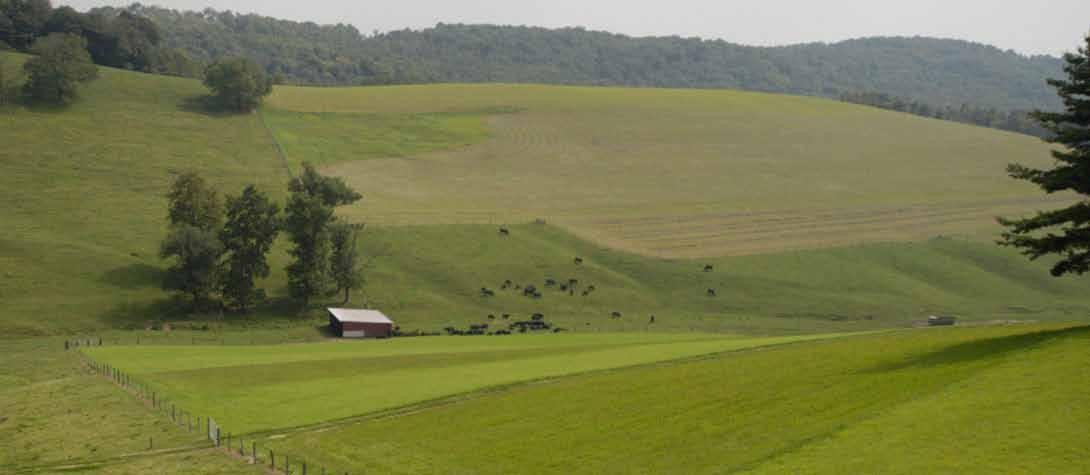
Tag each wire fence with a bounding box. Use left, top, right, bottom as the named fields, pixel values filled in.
left=69, top=338, right=352, bottom=475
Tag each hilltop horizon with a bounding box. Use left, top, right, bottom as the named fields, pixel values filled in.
left=56, top=0, right=1090, bottom=57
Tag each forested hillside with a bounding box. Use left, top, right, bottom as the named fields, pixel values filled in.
left=105, top=4, right=1064, bottom=111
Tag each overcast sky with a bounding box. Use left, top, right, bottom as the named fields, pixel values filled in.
left=58, top=0, right=1090, bottom=56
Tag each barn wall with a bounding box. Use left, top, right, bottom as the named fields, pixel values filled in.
left=340, top=321, right=393, bottom=338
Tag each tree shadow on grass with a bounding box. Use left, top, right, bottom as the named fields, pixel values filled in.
left=178, top=95, right=236, bottom=118
left=99, top=263, right=163, bottom=290
left=865, top=325, right=1090, bottom=373
left=95, top=293, right=329, bottom=334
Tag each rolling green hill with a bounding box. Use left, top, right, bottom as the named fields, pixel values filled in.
left=1, top=52, right=1087, bottom=339
left=267, top=83, right=1068, bottom=257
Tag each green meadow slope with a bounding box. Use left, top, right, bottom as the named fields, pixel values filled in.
left=1, top=52, right=1088, bottom=338
left=267, top=83, right=1070, bottom=257
left=0, top=338, right=264, bottom=474
left=255, top=325, right=1090, bottom=474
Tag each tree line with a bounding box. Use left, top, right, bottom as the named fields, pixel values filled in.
left=108, top=4, right=1063, bottom=113
left=0, top=0, right=201, bottom=77
left=839, top=91, right=1047, bottom=138
left=2, top=29, right=270, bottom=109
left=160, top=164, right=363, bottom=313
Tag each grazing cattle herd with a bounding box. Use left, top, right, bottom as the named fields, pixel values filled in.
left=461, top=228, right=721, bottom=336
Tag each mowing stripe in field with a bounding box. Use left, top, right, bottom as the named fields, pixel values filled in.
left=256, top=324, right=1090, bottom=474
left=85, top=333, right=847, bottom=433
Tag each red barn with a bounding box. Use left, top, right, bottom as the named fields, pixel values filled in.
left=328, top=308, right=394, bottom=338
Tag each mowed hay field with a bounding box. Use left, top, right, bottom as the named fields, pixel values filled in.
left=267, top=84, right=1070, bottom=257
left=257, top=324, right=1090, bottom=474
left=83, top=332, right=841, bottom=434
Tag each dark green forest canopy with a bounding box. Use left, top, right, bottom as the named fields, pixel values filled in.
left=110, top=4, right=1064, bottom=112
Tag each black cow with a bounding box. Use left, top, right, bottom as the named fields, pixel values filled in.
left=707, top=288, right=717, bottom=297
left=574, top=257, right=584, bottom=265
left=611, top=311, right=622, bottom=319
left=704, top=264, right=714, bottom=272
left=499, top=227, right=510, bottom=236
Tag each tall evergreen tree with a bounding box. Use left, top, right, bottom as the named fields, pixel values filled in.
left=284, top=163, right=362, bottom=307
left=220, top=185, right=280, bottom=312
left=329, top=222, right=363, bottom=304
left=999, top=34, right=1090, bottom=276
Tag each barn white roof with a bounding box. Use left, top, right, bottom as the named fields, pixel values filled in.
left=328, top=308, right=394, bottom=324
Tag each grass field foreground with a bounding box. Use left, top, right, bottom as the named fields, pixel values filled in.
left=84, top=332, right=845, bottom=434
left=0, top=338, right=261, bottom=474
left=259, top=324, right=1090, bottom=474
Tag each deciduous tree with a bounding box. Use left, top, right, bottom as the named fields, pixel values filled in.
left=284, top=163, right=361, bottom=307
left=160, top=224, right=223, bottom=307
left=202, top=57, right=272, bottom=112
left=22, top=32, right=96, bottom=105
left=999, top=34, right=1090, bottom=276
left=162, top=172, right=224, bottom=307
left=0, top=0, right=51, bottom=50
left=329, top=222, right=363, bottom=304
left=166, top=171, right=222, bottom=231
left=220, top=185, right=280, bottom=312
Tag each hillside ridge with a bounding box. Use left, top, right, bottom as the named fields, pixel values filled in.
left=93, top=4, right=1064, bottom=112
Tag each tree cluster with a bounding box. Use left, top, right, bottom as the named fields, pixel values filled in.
left=0, top=1, right=200, bottom=78
left=839, top=91, right=1047, bottom=138
left=160, top=165, right=364, bottom=313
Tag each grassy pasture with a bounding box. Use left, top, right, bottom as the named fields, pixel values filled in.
left=267, top=83, right=1070, bottom=257
left=84, top=332, right=841, bottom=434
left=0, top=338, right=261, bottom=474
left=259, top=324, right=1090, bottom=474
left=2, top=52, right=1088, bottom=338
left=261, top=107, right=494, bottom=171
